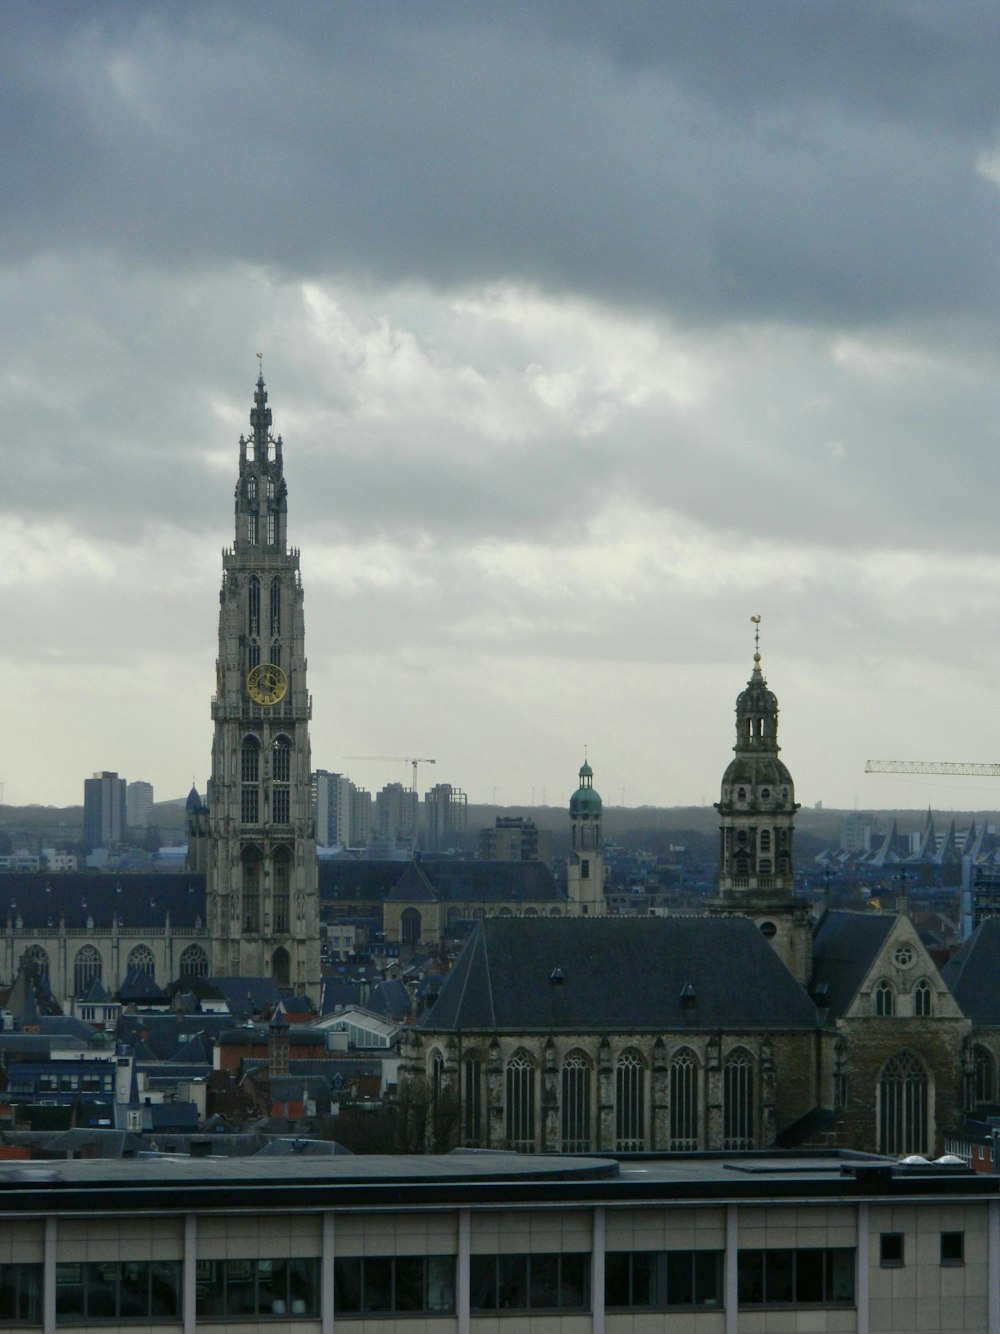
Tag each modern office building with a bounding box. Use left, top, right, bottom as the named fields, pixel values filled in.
left=0, top=1149, right=996, bottom=1332
left=126, top=781, right=154, bottom=831
left=83, top=772, right=127, bottom=851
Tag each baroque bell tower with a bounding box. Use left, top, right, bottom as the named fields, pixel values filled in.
left=710, top=621, right=810, bottom=983
left=203, top=368, right=320, bottom=998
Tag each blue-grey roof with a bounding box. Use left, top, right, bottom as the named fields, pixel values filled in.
left=810, top=910, right=897, bottom=1017
left=420, top=916, right=818, bottom=1033
left=942, top=917, right=1000, bottom=1025
left=0, top=872, right=205, bottom=930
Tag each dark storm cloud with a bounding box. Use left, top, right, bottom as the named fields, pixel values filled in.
left=3, top=1, right=998, bottom=325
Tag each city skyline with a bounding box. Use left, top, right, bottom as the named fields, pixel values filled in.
left=5, top=4, right=1000, bottom=812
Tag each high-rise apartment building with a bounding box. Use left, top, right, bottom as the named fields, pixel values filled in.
left=83, top=772, right=127, bottom=851
left=195, top=372, right=320, bottom=997
left=480, top=815, right=553, bottom=865
left=423, top=783, right=468, bottom=850
left=374, top=782, right=418, bottom=843
left=126, top=780, right=154, bottom=830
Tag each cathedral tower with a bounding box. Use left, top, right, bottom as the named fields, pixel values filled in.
left=567, top=758, right=604, bottom=914
left=711, top=625, right=810, bottom=983
left=203, top=371, right=320, bottom=997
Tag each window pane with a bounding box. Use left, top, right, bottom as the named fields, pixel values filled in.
left=694, top=1251, right=721, bottom=1306
left=497, top=1255, right=527, bottom=1310
left=559, top=1254, right=588, bottom=1309
left=362, top=1258, right=392, bottom=1312
left=470, top=1256, right=496, bottom=1311
left=56, top=1264, right=85, bottom=1319
left=605, top=1254, right=630, bottom=1307
left=530, top=1255, right=559, bottom=1309
left=828, top=1250, right=855, bottom=1301
left=119, top=1262, right=147, bottom=1318
left=737, top=1250, right=763, bottom=1304
left=334, top=1258, right=361, bottom=1313
left=796, top=1249, right=824, bottom=1303
left=195, top=1260, right=224, bottom=1317
left=395, top=1258, right=424, bottom=1312
left=287, top=1259, right=318, bottom=1317
left=632, top=1252, right=657, bottom=1306
left=765, top=1250, right=794, bottom=1303
left=666, top=1251, right=694, bottom=1306
left=426, top=1257, right=455, bottom=1313
left=87, top=1263, right=118, bottom=1319
left=150, top=1262, right=180, bottom=1318
left=225, top=1259, right=256, bottom=1316
left=259, top=1259, right=288, bottom=1315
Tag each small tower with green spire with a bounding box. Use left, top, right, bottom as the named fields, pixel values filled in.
left=710, top=619, right=811, bottom=983
left=567, top=755, right=604, bottom=915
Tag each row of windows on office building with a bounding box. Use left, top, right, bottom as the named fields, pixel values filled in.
left=1, top=1248, right=867, bottom=1324
left=21, top=942, right=210, bottom=995
left=448, top=1045, right=942, bottom=1158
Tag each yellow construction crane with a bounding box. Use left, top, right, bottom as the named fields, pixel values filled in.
left=865, top=760, right=1000, bottom=777
left=344, top=756, right=437, bottom=794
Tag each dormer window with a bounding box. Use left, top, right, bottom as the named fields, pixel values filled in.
left=737, top=787, right=747, bottom=803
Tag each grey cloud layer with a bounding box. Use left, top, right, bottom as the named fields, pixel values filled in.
left=3, top=2, right=998, bottom=323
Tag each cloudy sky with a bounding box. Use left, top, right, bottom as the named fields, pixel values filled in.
left=5, top=1, right=1000, bottom=815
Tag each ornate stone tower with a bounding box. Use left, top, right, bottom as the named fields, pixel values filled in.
left=567, top=758, right=604, bottom=915
left=711, top=625, right=810, bottom=983
left=203, top=371, right=320, bottom=998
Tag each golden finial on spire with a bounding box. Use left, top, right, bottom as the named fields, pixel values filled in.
left=750, top=614, right=762, bottom=668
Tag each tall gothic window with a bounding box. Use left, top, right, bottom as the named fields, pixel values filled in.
left=127, top=944, right=155, bottom=978
left=973, top=1045, right=995, bottom=1107
left=874, top=980, right=895, bottom=1017
left=267, top=512, right=277, bottom=546
left=273, top=736, right=291, bottom=781
left=669, top=1048, right=699, bottom=1151
left=179, top=944, right=209, bottom=979
left=273, top=849, right=291, bottom=933
left=241, top=737, right=260, bottom=782
left=74, top=945, right=102, bottom=996
left=724, top=1049, right=754, bottom=1150
left=248, top=511, right=258, bottom=545
left=247, top=475, right=257, bottom=502
left=273, top=735, right=291, bottom=823
left=506, top=1051, right=535, bottom=1152
left=561, top=1051, right=592, bottom=1153
left=270, top=579, right=281, bottom=636
left=615, top=1050, right=645, bottom=1151
left=401, top=907, right=422, bottom=946
left=464, top=1055, right=483, bottom=1147
left=242, top=851, right=260, bottom=933
left=879, top=1051, right=929, bottom=1156
left=248, top=577, right=260, bottom=636
left=913, top=979, right=932, bottom=1017
left=25, top=943, right=49, bottom=981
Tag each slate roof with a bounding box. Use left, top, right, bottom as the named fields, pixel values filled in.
left=941, top=918, right=1000, bottom=1025
left=365, top=979, right=411, bottom=1021
left=809, top=910, right=897, bottom=1018
left=418, top=860, right=562, bottom=905
left=118, top=1015, right=234, bottom=1061
left=419, top=917, right=818, bottom=1033
left=318, top=862, right=404, bottom=904
left=0, top=873, right=206, bottom=930
left=206, top=977, right=283, bottom=1017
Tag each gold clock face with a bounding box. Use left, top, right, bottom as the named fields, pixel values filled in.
left=247, top=663, right=288, bottom=706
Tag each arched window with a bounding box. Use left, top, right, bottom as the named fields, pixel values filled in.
left=273, top=846, right=291, bottom=934
left=913, top=979, right=932, bottom=1017
left=270, top=578, right=281, bottom=636
left=241, top=736, right=260, bottom=824
left=272, top=946, right=290, bottom=987
left=463, top=1054, right=483, bottom=1147
left=248, top=511, right=258, bottom=545
left=248, top=576, right=260, bottom=635
left=724, top=1048, right=754, bottom=1149
left=759, top=830, right=771, bottom=853
left=879, top=1051, right=929, bottom=1156
left=272, top=735, right=291, bottom=823
left=267, top=512, right=277, bottom=547
left=969, top=1045, right=995, bottom=1108
left=431, top=1051, right=445, bottom=1107
left=401, top=907, right=421, bottom=946
left=247, top=475, right=257, bottom=503
left=561, top=1050, right=592, bottom=1153
left=74, top=945, right=102, bottom=996
left=179, top=944, right=209, bottom=979
left=127, top=944, right=155, bottom=978
left=506, top=1051, right=535, bottom=1152
left=669, top=1048, right=699, bottom=1151
left=242, top=847, right=261, bottom=933
left=874, top=979, right=895, bottom=1017
left=616, top=1050, right=645, bottom=1151
left=25, top=943, right=49, bottom=981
